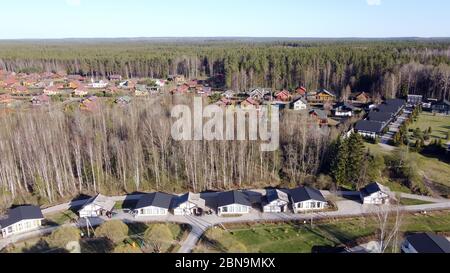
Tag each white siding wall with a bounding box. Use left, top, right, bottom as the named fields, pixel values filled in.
left=218, top=204, right=250, bottom=216
left=294, top=102, right=307, bottom=111
left=1, top=219, right=42, bottom=238
left=79, top=204, right=103, bottom=218
left=335, top=111, right=352, bottom=117
left=263, top=200, right=288, bottom=213
left=173, top=202, right=196, bottom=216
left=357, top=131, right=377, bottom=139
left=292, top=200, right=327, bottom=213
left=362, top=192, right=390, bottom=205
left=135, top=206, right=168, bottom=217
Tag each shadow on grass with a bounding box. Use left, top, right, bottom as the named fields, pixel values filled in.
left=80, top=237, right=115, bottom=253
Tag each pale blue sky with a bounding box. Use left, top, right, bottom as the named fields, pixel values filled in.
left=1, top=0, right=449, bottom=39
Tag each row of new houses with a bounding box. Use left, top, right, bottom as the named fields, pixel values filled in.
left=1, top=182, right=391, bottom=239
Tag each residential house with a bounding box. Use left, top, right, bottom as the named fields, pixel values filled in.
left=174, top=84, right=190, bottom=94
left=0, top=206, right=44, bottom=238
left=290, top=187, right=327, bottom=213
left=351, top=92, right=371, bottom=104
left=116, top=96, right=132, bottom=106
left=172, top=193, right=206, bottom=216
left=168, top=75, right=185, bottom=84
left=308, top=89, right=336, bottom=104
left=407, top=95, right=423, bottom=106
left=431, top=99, right=450, bottom=115
left=80, top=96, right=100, bottom=112
left=354, top=120, right=385, bottom=139
left=119, top=80, right=135, bottom=90
left=135, top=84, right=149, bottom=96
left=74, top=86, right=89, bottom=97
left=262, top=189, right=290, bottom=213
left=78, top=194, right=116, bottom=218
left=43, top=85, right=61, bottom=96
left=12, top=85, right=28, bottom=94
left=241, top=97, right=260, bottom=109
left=90, top=79, right=108, bottom=89
left=108, top=74, right=122, bottom=81
left=292, top=97, right=308, bottom=111
left=216, top=97, right=233, bottom=107
left=223, top=90, right=236, bottom=99
left=360, top=182, right=391, bottom=205
left=377, top=99, right=406, bottom=116
left=31, top=94, right=50, bottom=106
left=216, top=191, right=252, bottom=216
left=402, top=233, right=450, bottom=253
left=309, top=109, right=328, bottom=126
left=334, top=102, right=358, bottom=117
left=295, top=86, right=307, bottom=96
left=133, top=192, right=175, bottom=217
left=154, top=79, right=166, bottom=87
left=69, top=81, right=83, bottom=89
left=248, top=88, right=270, bottom=101
left=275, top=90, right=291, bottom=102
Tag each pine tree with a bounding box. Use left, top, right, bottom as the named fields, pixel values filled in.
left=330, top=137, right=348, bottom=187
left=346, top=133, right=365, bottom=188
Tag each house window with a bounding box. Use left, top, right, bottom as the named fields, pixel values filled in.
left=317, top=202, right=321, bottom=208
left=7, top=226, right=12, bottom=233
left=298, top=203, right=303, bottom=209
left=222, top=206, right=228, bottom=213
left=311, top=202, right=316, bottom=209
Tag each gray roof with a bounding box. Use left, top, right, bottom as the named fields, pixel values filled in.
left=216, top=191, right=252, bottom=208
left=310, top=109, right=328, bottom=120
left=335, top=102, right=358, bottom=111
left=367, top=111, right=393, bottom=123
left=406, top=233, right=450, bottom=253
left=289, top=187, right=326, bottom=203
left=355, top=120, right=385, bottom=134
left=265, top=189, right=290, bottom=204
left=0, top=206, right=44, bottom=229
left=360, top=182, right=390, bottom=197
left=134, top=192, right=176, bottom=210
left=80, top=194, right=116, bottom=213
left=173, top=192, right=206, bottom=210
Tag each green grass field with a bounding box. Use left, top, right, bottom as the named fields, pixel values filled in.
left=399, top=198, right=433, bottom=206
left=45, top=210, right=78, bottom=226
left=409, top=112, right=450, bottom=140
left=195, top=212, right=450, bottom=253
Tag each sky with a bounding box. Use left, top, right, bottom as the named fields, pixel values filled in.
left=1, top=0, right=449, bottom=39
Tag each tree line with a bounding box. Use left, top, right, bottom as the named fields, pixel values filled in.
left=0, top=40, right=450, bottom=100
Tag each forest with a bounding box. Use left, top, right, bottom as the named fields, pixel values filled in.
left=0, top=96, right=342, bottom=209
left=0, top=39, right=450, bottom=100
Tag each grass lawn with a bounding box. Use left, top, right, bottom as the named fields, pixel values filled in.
left=408, top=112, right=450, bottom=140
left=399, top=198, right=433, bottom=206
left=45, top=210, right=78, bottom=226
left=195, top=211, right=450, bottom=253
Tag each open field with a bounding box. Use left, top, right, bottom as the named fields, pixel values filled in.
left=194, top=211, right=450, bottom=253
left=408, top=112, right=450, bottom=140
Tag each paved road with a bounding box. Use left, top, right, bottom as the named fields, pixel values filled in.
left=2, top=191, right=450, bottom=253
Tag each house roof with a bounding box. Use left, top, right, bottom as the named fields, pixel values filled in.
left=385, top=98, right=406, bottom=107
left=265, top=189, right=290, bottom=204
left=355, top=120, right=385, bottom=134
left=406, top=233, right=450, bottom=253
left=80, top=194, right=116, bottom=213
left=318, top=89, right=336, bottom=97
left=0, top=206, right=44, bottom=229
left=134, top=192, right=175, bottom=210
left=435, top=99, right=450, bottom=106
left=289, top=187, right=326, bottom=203
left=360, top=182, right=390, bottom=197
left=293, top=97, right=308, bottom=105
left=335, top=102, right=358, bottom=111
left=367, top=111, right=393, bottom=123
left=173, top=192, right=206, bottom=210
left=216, top=191, right=252, bottom=208
left=310, top=109, right=327, bottom=120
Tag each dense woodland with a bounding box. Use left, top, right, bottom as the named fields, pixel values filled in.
left=0, top=96, right=341, bottom=209
left=0, top=39, right=450, bottom=100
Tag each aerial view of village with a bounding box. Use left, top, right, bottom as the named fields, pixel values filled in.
left=0, top=1, right=450, bottom=262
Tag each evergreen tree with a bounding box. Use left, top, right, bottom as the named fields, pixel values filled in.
left=330, top=137, right=348, bottom=187
left=346, top=133, right=365, bottom=188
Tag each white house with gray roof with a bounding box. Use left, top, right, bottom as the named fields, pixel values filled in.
left=0, top=206, right=44, bottom=238
left=360, top=182, right=391, bottom=205
left=78, top=194, right=116, bottom=218
left=290, top=187, right=327, bottom=213
left=172, top=192, right=206, bottom=216
left=216, top=191, right=252, bottom=216
left=133, top=192, right=175, bottom=217
left=262, top=189, right=290, bottom=213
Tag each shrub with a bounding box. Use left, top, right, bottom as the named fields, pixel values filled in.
left=144, top=224, right=174, bottom=252
left=95, top=220, right=129, bottom=244
left=46, top=226, right=81, bottom=249
left=113, top=244, right=142, bottom=253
